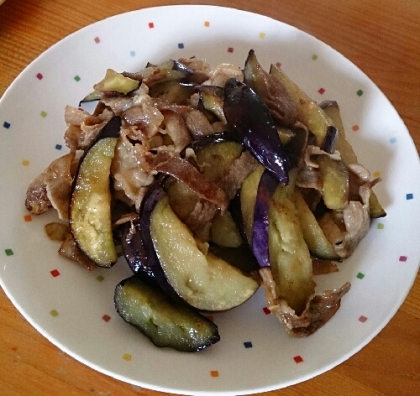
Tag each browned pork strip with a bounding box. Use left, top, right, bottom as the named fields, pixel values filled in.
left=143, top=151, right=229, bottom=211
left=260, top=267, right=351, bottom=337
left=25, top=151, right=77, bottom=220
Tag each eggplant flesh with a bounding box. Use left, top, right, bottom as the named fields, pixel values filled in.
left=320, top=100, right=386, bottom=219
left=267, top=169, right=314, bottom=315
left=123, top=59, right=193, bottom=87
left=114, top=275, right=220, bottom=352
left=269, top=64, right=336, bottom=148
left=243, top=49, right=298, bottom=128
left=93, top=69, right=140, bottom=95
left=316, top=155, right=350, bottom=211
left=240, top=164, right=265, bottom=244
left=69, top=116, right=122, bottom=267
left=149, top=194, right=259, bottom=311
left=294, top=189, right=340, bottom=260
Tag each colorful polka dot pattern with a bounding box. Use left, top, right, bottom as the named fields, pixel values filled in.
left=1, top=17, right=412, bottom=385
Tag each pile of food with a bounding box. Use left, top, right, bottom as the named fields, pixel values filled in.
left=25, top=50, right=385, bottom=352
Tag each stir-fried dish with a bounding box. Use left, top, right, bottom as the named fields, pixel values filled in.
left=25, top=50, right=386, bottom=352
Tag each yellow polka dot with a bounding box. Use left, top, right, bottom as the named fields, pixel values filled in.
left=22, top=159, right=30, bottom=166
left=259, top=32, right=266, bottom=39
left=123, top=353, right=132, bottom=361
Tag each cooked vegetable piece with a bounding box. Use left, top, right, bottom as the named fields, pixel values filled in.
left=150, top=194, right=259, bottom=311
left=93, top=69, right=140, bottom=94
left=69, top=116, right=121, bottom=267
left=210, top=210, right=243, bottom=248
left=165, top=177, right=200, bottom=221
left=143, top=152, right=229, bottom=211
left=208, top=243, right=259, bottom=273
left=149, top=81, right=195, bottom=105
left=252, top=170, right=279, bottom=268
left=270, top=64, right=337, bottom=148
left=114, top=276, right=220, bottom=352
left=294, top=189, right=340, bottom=260
left=243, top=49, right=297, bottom=127
left=79, top=90, right=102, bottom=106
left=368, top=192, right=387, bottom=219
left=123, top=59, right=193, bottom=87
left=321, top=125, right=339, bottom=154
left=132, top=183, right=171, bottom=287
left=320, top=100, right=358, bottom=164
left=59, top=233, right=97, bottom=271
left=260, top=267, right=351, bottom=337
left=240, top=164, right=265, bottom=244
left=321, top=100, right=386, bottom=218
left=224, top=78, right=289, bottom=183
left=195, top=138, right=244, bottom=183
left=45, top=222, right=69, bottom=242
left=316, top=155, right=350, bottom=210
left=197, top=85, right=226, bottom=122
left=120, top=219, right=154, bottom=276
left=267, top=169, right=314, bottom=314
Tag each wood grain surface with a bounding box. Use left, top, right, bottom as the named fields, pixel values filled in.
left=0, top=1, right=419, bottom=395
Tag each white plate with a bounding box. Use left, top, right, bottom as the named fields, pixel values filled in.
left=0, top=5, right=419, bottom=395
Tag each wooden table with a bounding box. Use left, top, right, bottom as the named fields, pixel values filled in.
left=1, top=1, right=419, bottom=395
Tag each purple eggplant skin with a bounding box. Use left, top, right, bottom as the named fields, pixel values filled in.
left=223, top=78, right=289, bottom=184
left=321, top=125, right=338, bottom=154
left=252, top=170, right=279, bottom=268
left=119, top=177, right=172, bottom=284
left=95, top=115, right=122, bottom=140
left=317, top=100, right=339, bottom=154
left=120, top=220, right=155, bottom=277
left=134, top=180, right=184, bottom=300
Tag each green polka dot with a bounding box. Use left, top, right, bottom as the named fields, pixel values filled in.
left=5, top=249, right=13, bottom=256
left=50, top=309, right=59, bottom=317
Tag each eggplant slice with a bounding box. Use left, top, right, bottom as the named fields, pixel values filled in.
left=69, top=116, right=121, bottom=267
left=115, top=275, right=220, bottom=352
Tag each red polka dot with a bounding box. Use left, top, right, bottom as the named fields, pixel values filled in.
left=293, top=355, right=303, bottom=363
left=359, top=315, right=368, bottom=323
